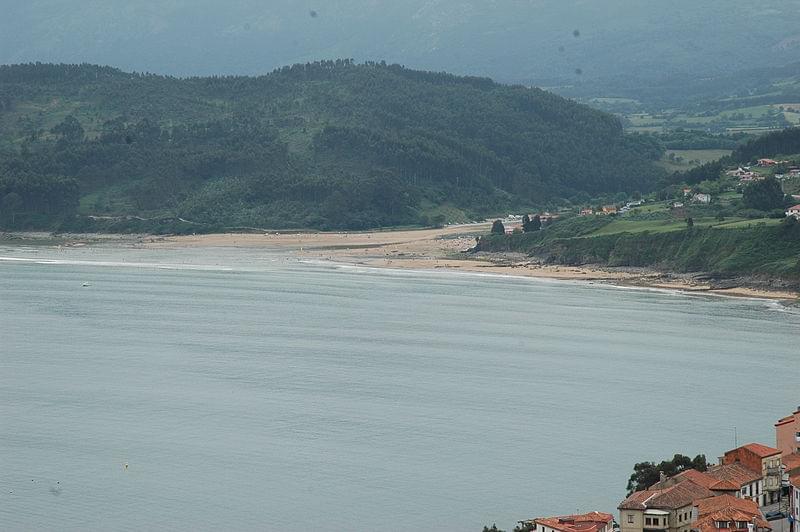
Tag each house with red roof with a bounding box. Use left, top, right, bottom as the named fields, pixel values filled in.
left=786, top=205, right=800, bottom=219
left=722, top=444, right=783, bottom=507
left=705, top=464, right=764, bottom=505
left=619, top=478, right=716, bottom=532
left=646, top=465, right=764, bottom=508
left=690, top=494, right=770, bottom=532
left=520, top=512, right=615, bottom=532
left=775, top=406, right=800, bottom=457
left=789, top=473, right=800, bottom=532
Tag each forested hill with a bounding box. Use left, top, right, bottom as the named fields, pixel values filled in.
left=0, top=62, right=664, bottom=231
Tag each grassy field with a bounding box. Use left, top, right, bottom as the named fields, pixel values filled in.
left=583, top=215, right=781, bottom=237
left=477, top=209, right=800, bottom=280
left=657, top=149, right=732, bottom=172
left=622, top=102, right=800, bottom=134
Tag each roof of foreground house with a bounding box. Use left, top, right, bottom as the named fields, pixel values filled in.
left=705, top=464, right=762, bottom=487
left=692, top=495, right=770, bottom=532
left=727, top=443, right=781, bottom=459
left=783, top=453, right=800, bottom=473
left=521, top=512, right=614, bottom=532
left=619, top=479, right=715, bottom=511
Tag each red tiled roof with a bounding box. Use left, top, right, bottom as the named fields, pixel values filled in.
left=692, top=495, right=770, bottom=532
left=527, top=512, right=614, bottom=532
left=678, top=469, right=717, bottom=489
left=619, top=490, right=652, bottom=510
left=783, top=453, right=800, bottom=473
left=705, top=464, right=762, bottom=487
left=733, top=443, right=781, bottom=458
left=648, top=469, right=716, bottom=491
left=788, top=204, right=800, bottom=211
left=709, top=479, right=739, bottom=491
left=619, top=479, right=715, bottom=511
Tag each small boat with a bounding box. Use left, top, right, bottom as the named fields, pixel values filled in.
left=82, top=282, right=91, bottom=287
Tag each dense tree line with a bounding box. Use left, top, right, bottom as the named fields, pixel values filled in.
left=668, top=127, right=800, bottom=186
left=732, top=126, right=800, bottom=162
left=0, top=62, right=666, bottom=231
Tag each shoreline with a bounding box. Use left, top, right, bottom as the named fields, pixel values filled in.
left=2, top=229, right=798, bottom=302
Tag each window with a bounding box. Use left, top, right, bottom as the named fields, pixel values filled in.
left=646, top=518, right=652, bottom=526
left=628, top=515, right=634, bottom=524
left=737, top=522, right=748, bottom=529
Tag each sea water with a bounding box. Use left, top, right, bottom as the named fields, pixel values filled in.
left=1, top=245, right=798, bottom=531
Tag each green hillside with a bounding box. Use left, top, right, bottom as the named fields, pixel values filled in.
left=0, top=62, right=665, bottom=232
left=477, top=219, right=800, bottom=282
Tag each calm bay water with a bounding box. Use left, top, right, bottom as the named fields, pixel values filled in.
left=1, top=245, right=799, bottom=531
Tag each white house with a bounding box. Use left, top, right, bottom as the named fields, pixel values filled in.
left=692, top=193, right=711, bottom=204
left=786, top=204, right=800, bottom=219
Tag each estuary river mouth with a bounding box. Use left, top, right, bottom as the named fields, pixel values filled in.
left=2, top=245, right=799, bottom=531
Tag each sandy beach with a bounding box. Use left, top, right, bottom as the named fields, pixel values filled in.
left=144, top=226, right=800, bottom=301
left=4, top=225, right=798, bottom=301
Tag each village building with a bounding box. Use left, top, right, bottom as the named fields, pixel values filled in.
left=727, top=168, right=749, bottom=178
left=704, top=464, right=764, bottom=504
left=647, top=466, right=763, bottom=506
left=602, top=205, right=618, bottom=215
left=722, top=444, right=783, bottom=507
left=520, top=512, right=615, bottom=532
left=739, top=173, right=761, bottom=183
left=538, top=212, right=561, bottom=224
left=789, top=473, right=800, bottom=532
left=775, top=406, right=800, bottom=456
left=690, top=494, right=770, bottom=532
left=692, top=193, right=711, bottom=204
left=785, top=205, right=800, bottom=219
left=580, top=208, right=595, bottom=216
left=619, top=478, right=716, bottom=532
left=758, top=159, right=779, bottom=167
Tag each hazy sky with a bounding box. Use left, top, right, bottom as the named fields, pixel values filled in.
left=2, top=0, right=800, bottom=83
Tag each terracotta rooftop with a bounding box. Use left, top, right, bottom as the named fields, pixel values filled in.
left=619, top=490, right=652, bottom=511
left=730, top=443, right=781, bottom=458
left=619, top=479, right=715, bottom=511
left=523, top=512, right=614, bottom=532
left=783, top=453, right=800, bottom=473
left=648, top=469, right=716, bottom=491
left=692, top=495, right=770, bottom=532
left=709, top=479, right=739, bottom=491
left=705, top=464, right=762, bottom=487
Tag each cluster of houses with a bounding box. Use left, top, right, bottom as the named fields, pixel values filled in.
left=580, top=201, right=644, bottom=217
left=674, top=189, right=712, bottom=208
left=521, top=406, right=800, bottom=532
left=727, top=163, right=800, bottom=184
left=727, top=167, right=765, bottom=183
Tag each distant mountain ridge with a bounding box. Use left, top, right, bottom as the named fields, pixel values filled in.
left=2, top=0, right=800, bottom=86
left=0, top=62, right=664, bottom=231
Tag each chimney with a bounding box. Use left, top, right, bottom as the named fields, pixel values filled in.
left=659, top=471, right=667, bottom=482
